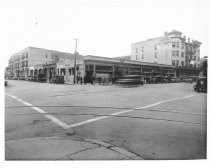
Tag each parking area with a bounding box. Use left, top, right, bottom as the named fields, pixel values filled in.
left=5, top=80, right=207, bottom=159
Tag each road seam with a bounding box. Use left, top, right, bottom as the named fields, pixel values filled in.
left=5, top=92, right=69, bottom=129
left=5, top=92, right=196, bottom=129
left=82, top=138, right=144, bottom=159
left=67, top=94, right=196, bottom=128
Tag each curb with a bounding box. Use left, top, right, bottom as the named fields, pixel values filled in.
left=83, top=138, right=144, bottom=160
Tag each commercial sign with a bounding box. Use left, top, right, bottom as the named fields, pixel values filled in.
left=157, top=42, right=172, bottom=50
left=157, top=36, right=172, bottom=50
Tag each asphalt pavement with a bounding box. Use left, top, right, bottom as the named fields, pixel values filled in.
left=5, top=80, right=207, bottom=160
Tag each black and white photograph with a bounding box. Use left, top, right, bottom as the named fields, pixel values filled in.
left=1, top=0, right=209, bottom=165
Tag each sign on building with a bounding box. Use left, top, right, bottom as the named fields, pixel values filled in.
left=157, top=36, right=172, bottom=50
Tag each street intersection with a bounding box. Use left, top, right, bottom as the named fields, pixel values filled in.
left=5, top=80, right=207, bottom=159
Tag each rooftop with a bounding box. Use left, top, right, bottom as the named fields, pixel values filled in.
left=167, top=29, right=182, bottom=35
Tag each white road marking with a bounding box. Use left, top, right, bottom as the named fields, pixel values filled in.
left=67, top=94, right=196, bottom=128
left=5, top=92, right=196, bottom=129
left=5, top=93, right=69, bottom=129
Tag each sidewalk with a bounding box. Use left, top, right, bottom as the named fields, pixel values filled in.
left=5, top=136, right=144, bottom=160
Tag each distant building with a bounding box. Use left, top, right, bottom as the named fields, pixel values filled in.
left=131, top=30, right=201, bottom=69
left=7, top=47, right=83, bottom=79
left=6, top=45, right=201, bottom=83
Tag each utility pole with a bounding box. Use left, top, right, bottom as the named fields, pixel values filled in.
left=74, top=38, right=78, bottom=84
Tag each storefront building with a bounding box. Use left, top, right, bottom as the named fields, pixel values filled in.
left=6, top=47, right=201, bottom=83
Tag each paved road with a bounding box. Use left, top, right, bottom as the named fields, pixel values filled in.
left=5, top=80, right=207, bottom=159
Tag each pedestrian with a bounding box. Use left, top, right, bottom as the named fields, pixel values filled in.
left=102, top=76, right=105, bottom=85
left=106, top=77, right=109, bottom=85
left=98, top=76, right=101, bottom=85
left=91, top=75, right=95, bottom=84
left=77, top=76, right=79, bottom=84
left=80, top=76, right=83, bottom=85
left=84, top=75, right=87, bottom=85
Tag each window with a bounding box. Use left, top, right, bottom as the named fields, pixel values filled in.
left=26, top=53, right=28, bottom=59
left=142, top=54, right=144, bottom=59
left=172, top=42, right=175, bottom=48
left=46, top=54, right=48, bottom=58
left=176, top=60, right=179, bottom=66
left=181, top=43, right=185, bottom=49
left=142, top=47, right=144, bottom=52
left=172, top=60, right=175, bottom=66
left=181, top=61, right=184, bottom=66
left=194, top=56, right=196, bottom=60
left=181, top=52, right=184, bottom=57
left=136, top=48, right=138, bottom=53
left=136, top=55, right=138, bottom=60
left=154, top=44, right=157, bottom=50
left=198, top=64, right=200, bottom=68
left=172, top=51, right=176, bottom=56
left=172, top=42, right=179, bottom=48
left=172, top=51, right=179, bottom=56
left=198, top=57, right=200, bottom=61
left=154, top=53, right=157, bottom=58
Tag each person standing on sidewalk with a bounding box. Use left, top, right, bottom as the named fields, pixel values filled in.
left=98, top=76, right=101, bottom=85
left=80, top=76, right=83, bottom=85
left=102, top=76, right=105, bottom=85
left=84, top=75, right=87, bottom=84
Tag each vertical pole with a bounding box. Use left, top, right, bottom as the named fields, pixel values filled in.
left=93, top=64, right=96, bottom=77
left=112, top=66, right=115, bottom=78
left=74, top=39, right=78, bottom=84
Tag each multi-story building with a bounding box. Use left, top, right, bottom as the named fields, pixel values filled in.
left=131, top=30, right=201, bottom=69
left=7, top=47, right=83, bottom=79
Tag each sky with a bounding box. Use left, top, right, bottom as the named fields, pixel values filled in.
left=0, top=0, right=209, bottom=66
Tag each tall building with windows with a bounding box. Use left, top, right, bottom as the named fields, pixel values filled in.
left=131, top=30, right=201, bottom=69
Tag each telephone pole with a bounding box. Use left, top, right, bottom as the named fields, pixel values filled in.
left=74, top=38, right=78, bottom=84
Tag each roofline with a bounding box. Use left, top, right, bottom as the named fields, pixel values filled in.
left=131, top=36, right=162, bottom=45
left=9, top=46, right=82, bottom=59
left=83, top=56, right=174, bottom=68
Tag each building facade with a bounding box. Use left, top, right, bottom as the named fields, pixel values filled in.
left=6, top=45, right=201, bottom=84
left=131, top=30, right=201, bottom=69
left=7, top=47, right=83, bottom=79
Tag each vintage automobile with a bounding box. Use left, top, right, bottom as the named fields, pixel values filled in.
left=115, top=75, right=144, bottom=86
left=5, top=80, right=8, bottom=86
left=194, top=77, right=207, bottom=93
left=51, top=75, right=64, bottom=84
left=147, top=75, right=165, bottom=84
left=37, top=74, right=47, bottom=82
left=28, top=75, right=38, bottom=82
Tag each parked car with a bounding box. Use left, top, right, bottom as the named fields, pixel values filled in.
left=5, top=80, right=8, bottom=86
left=183, top=77, right=194, bottom=83
left=19, top=76, right=26, bottom=80
left=51, top=75, right=64, bottom=84
left=38, top=74, right=47, bottom=82
left=194, top=77, right=207, bottom=93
